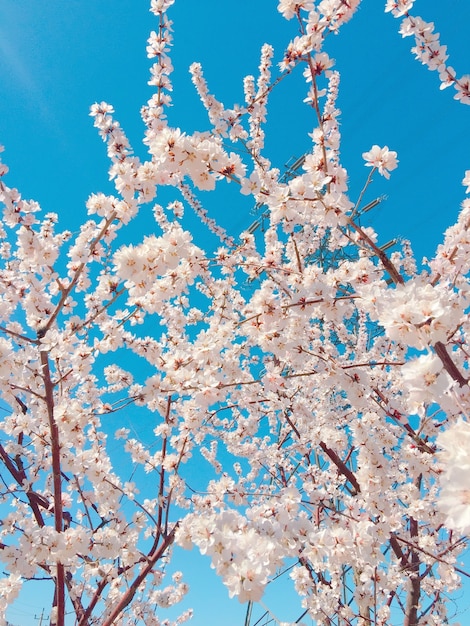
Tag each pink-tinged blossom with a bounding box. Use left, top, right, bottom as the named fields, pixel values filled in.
left=373, top=281, right=461, bottom=350
left=439, top=65, right=457, bottom=89
left=0, top=337, right=13, bottom=380
left=0, top=574, right=22, bottom=621
left=439, top=465, right=470, bottom=533
left=150, top=0, right=175, bottom=15
left=401, top=353, right=449, bottom=414
left=278, top=0, right=314, bottom=20
left=454, top=75, right=470, bottom=105
left=390, top=9, right=470, bottom=105
left=385, top=1, right=415, bottom=18
left=309, top=52, right=334, bottom=77
left=0, top=146, right=8, bottom=177
left=437, top=419, right=470, bottom=534
left=463, top=170, right=470, bottom=194
left=362, top=144, right=398, bottom=178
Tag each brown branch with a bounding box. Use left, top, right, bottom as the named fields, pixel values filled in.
left=372, top=386, right=435, bottom=455
left=77, top=578, right=109, bottom=626
left=342, top=360, right=405, bottom=370
left=434, top=341, right=468, bottom=387
left=393, top=534, right=470, bottom=579
left=404, top=516, right=421, bottom=626
left=290, top=232, right=303, bottom=274
left=319, top=441, right=360, bottom=495
left=101, top=524, right=178, bottom=626
left=0, top=441, right=46, bottom=527
left=40, top=211, right=117, bottom=335
left=390, top=533, right=408, bottom=569
left=283, top=411, right=301, bottom=439
left=156, top=395, right=171, bottom=545
left=0, top=324, right=38, bottom=344
left=69, top=286, right=126, bottom=339
left=39, top=348, right=65, bottom=626
left=63, top=570, right=88, bottom=626
left=347, top=217, right=404, bottom=285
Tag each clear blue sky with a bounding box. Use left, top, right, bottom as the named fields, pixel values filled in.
left=1, top=1, right=470, bottom=624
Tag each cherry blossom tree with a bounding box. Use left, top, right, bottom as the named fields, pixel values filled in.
left=1, top=1, right=470, bottom=625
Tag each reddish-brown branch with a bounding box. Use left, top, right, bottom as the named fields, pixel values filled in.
left=40, top=211, right=117, bottom=335
left=155, top=395, right=172, bottom=544
left=40, top=348, right=65, bottom=626
left=389, top=533, right=409, bottom=569
left=0, top=324, right=38, bottom=344
left=392, top=534, right=470, bottom=579
left=434, top=341, right=468, bottom=387
left=64, top=571, right=87, bottom=626
left=77, top=578, right=109, bottom=626
left=404, top=516, right=421, bottom=626
left=347, top=217, right=404, bottom=285
left=373, top=386, right=435, bottom=455
left=319, top=441, right=360, bottom=495
left=101, top=525, right=178, bottom=626
left=0, top=442, right=46, bottom=527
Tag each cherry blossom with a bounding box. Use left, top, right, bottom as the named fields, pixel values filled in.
left=362, top=144, right=398, bottom=179
left=437, top=419, right=470, bottom=533
left=388, top=4, right=470, bottom=103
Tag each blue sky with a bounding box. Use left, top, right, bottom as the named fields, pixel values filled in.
left=1, top=1, right=470, bottom=262
left=0, top=0, right=470, bottom=257
left=1, top=1, right=470, bottom=624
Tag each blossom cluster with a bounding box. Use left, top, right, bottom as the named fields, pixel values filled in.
left=387, top=2, right=470, bottom=103
left=178, top=509, right=285, bottom=603
left=437, top=419, right=470, bottom=534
